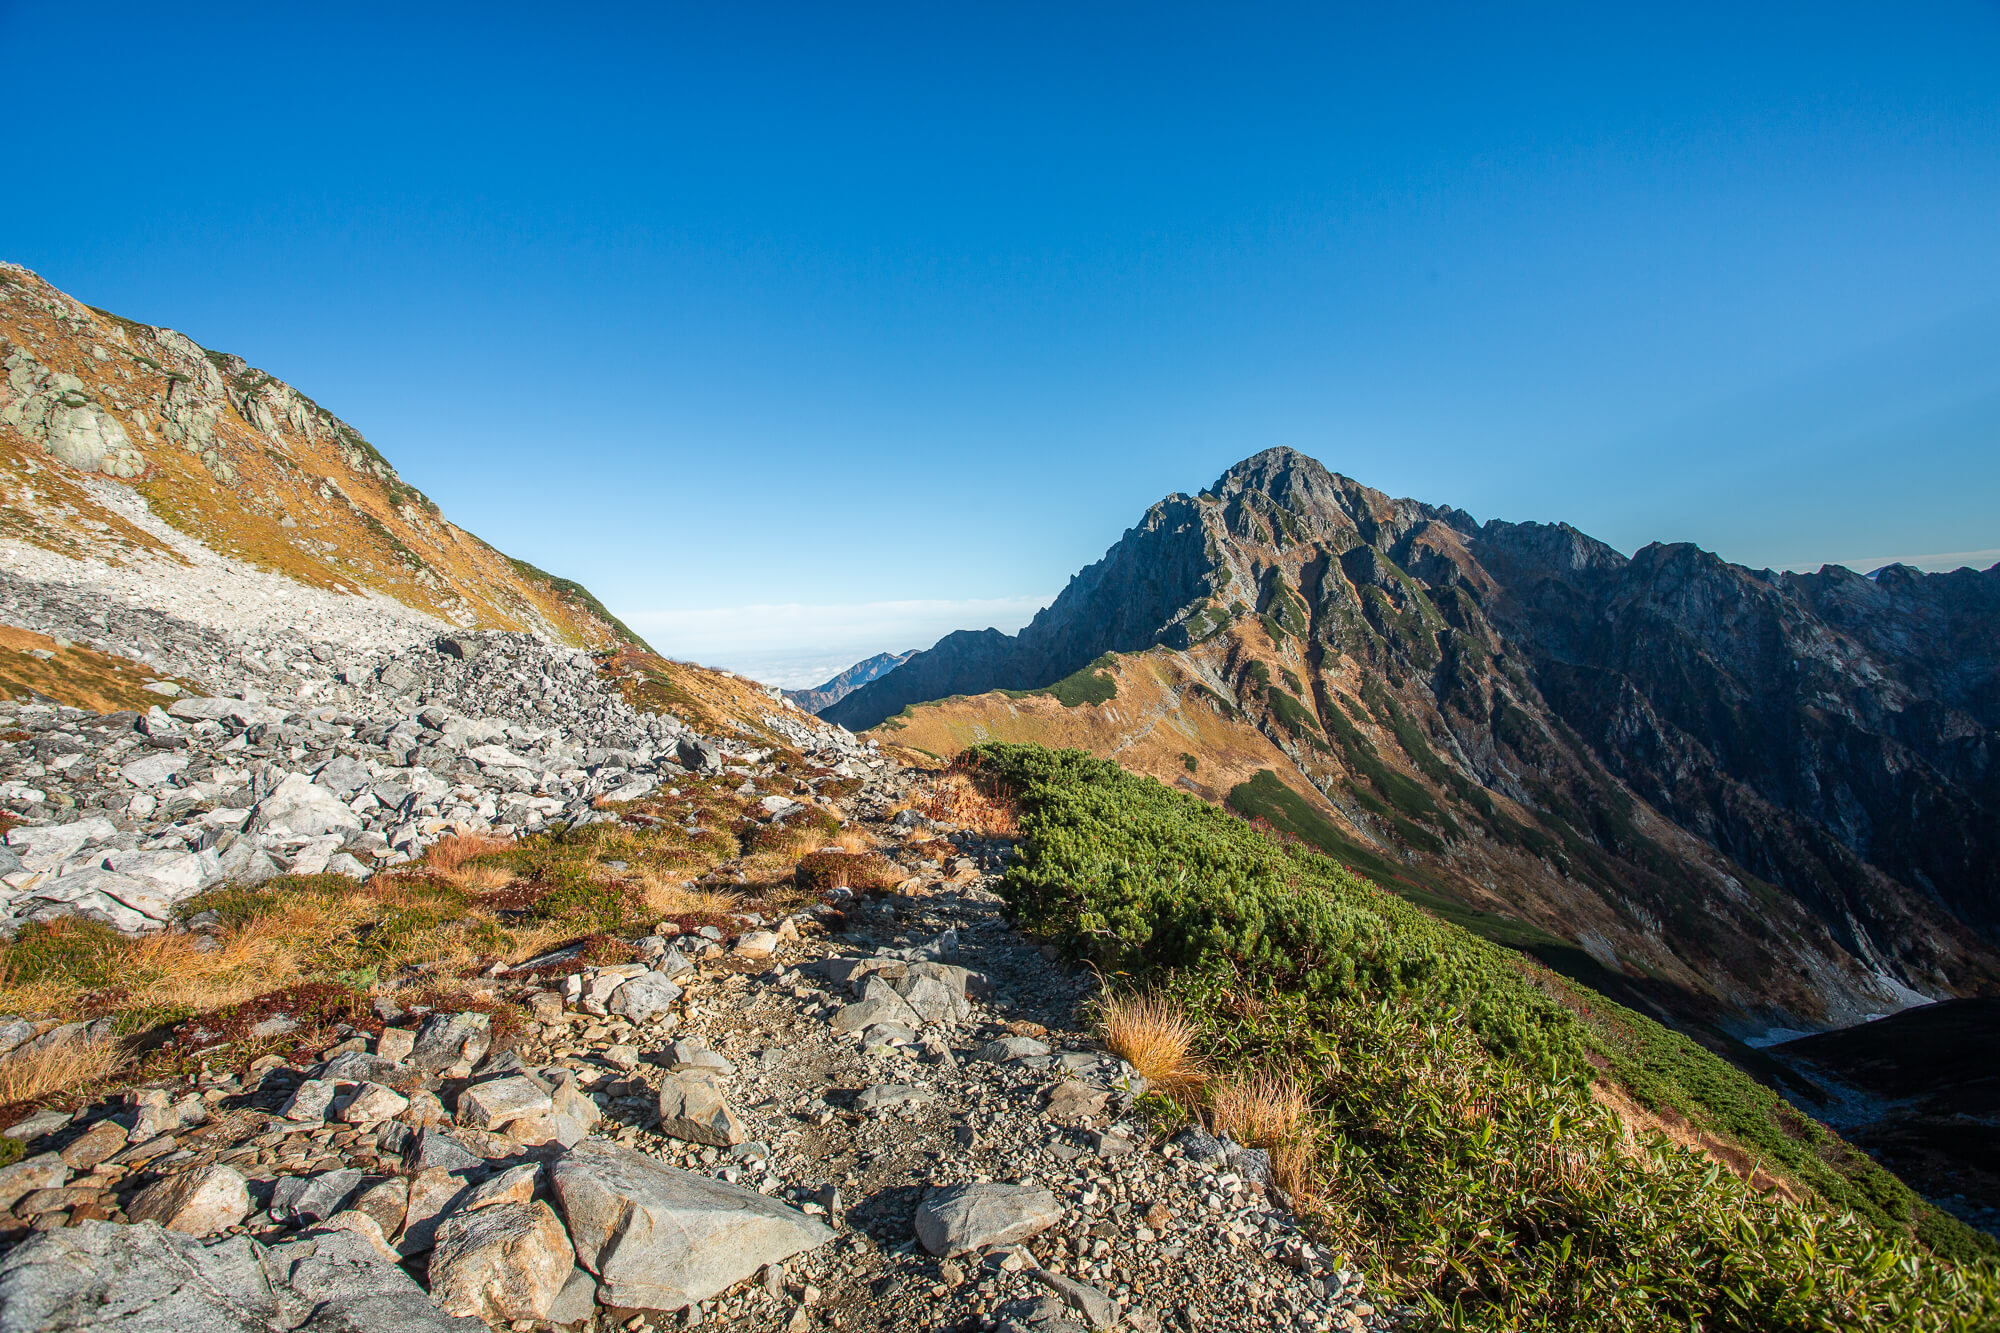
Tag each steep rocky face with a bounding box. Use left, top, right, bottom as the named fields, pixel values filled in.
left=840, top=447, right=2000, bottom=1034
left=785, top=650, right=917, bottom=715
left=0, top=264, right=643, bottom=650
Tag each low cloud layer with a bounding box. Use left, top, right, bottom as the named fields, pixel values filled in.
left=620, top=595, right=1052, bottom=689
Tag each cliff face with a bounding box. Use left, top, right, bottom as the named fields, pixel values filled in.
left=0, top=264, right=643, bottom=649
left=841, top=447, right=2000, bottom=1034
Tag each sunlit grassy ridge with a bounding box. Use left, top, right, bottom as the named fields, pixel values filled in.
left=968, top=742, right=1999, bottom=1331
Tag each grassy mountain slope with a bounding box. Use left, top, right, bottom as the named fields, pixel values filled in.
left=969, top=742, right=1998, bottom=1329
left=0, top=264, right=643, bottom=650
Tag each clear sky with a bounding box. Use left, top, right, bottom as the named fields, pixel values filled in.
left=5, top=3, right=1998, bottom=686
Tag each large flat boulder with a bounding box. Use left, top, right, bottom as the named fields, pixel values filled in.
left=0, top=1219, right=482, bottom=1332
left=550, top=1138, right=833, bottom=1311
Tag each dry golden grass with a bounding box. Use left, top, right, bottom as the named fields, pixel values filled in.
left=638, top=872, right=745, bottom=921
left=0, top=1037, right=128, bottom=1104
left=1208, top=1070, right=1320, bottom=1200
left=424, top=832, right=514, bottom=880
left=1096, top=991, right=1207, bottom=1097
left=910, top=765, right=1021, bottom=838
left=833, top=828, right=874, bottom=855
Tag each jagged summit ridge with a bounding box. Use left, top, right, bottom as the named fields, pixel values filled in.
left=833, top=446, right=2000, bottom=1043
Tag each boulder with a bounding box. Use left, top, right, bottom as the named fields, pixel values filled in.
left=118, top=752, right=188, bottom=788
left=0, top=1220, right=482, bottom=1333
left=662, top=1038, right=735, bottom=1075
left=338, top=1081, right=410, bottom=1125
left=428, top=1200, right=574, bottom=1324
left=281, top=1078, right=338, bottom=1122
left=1045, top=1082, right=1111, bottom=1121
left=971, top=1036, right=1051, bottom=1064
left=733, top=930, right=780, bottom=959
left=409, top=1011, right=491, bottom=1077
left=657, top=1073, right=746, bottom=1147
left=855, top=1084, right=935, bottom=1112
left=894, top=971, right=968, bottom=1025
left=398, top=1167, right=476, bottom=1256
left=5, top=818, right=117, bottom=872
left=253, top=772, right=363, bottom=838
left=459, top=1162, right=538, bottom=1212
left=269, top=1167, right=363, bottom=1226
left=125, top=1163, right=251, bottom=1235
left=351, top=1175, right=411, bottom=1240
left=457, top=1075, right=552, bottom=1132
left=0, top=1154, right=67, bottom=1212
left=608, top=971, right=682, bottom=1024
left=551, top=1138, right=833, bottom=1311
left=914, top=1182, right=1064, bottom=1256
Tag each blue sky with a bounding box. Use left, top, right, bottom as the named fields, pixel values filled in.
left=5, top=2, right=1998, bottom=685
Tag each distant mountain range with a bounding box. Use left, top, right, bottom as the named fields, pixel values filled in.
left=830, top=447, right=2000, bottom=1043
left=784, top=650, right=914, bottom=715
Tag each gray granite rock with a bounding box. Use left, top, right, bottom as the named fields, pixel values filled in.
left=551, top=1138, right=833, bottom=1311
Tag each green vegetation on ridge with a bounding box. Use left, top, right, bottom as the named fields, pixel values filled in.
left=969, top=742, right=1997, bottom=1331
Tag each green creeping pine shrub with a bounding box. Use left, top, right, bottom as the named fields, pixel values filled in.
left=966, top=742, right=2000, bottom=1332
left=1035, top=655, right=1118, bottom=708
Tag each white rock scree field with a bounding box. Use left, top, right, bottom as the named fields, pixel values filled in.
left=0, top=265, right=1395, bottom=1331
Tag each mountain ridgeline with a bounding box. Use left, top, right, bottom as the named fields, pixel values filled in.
left=833, top=448, right=2000, bottom=1039
left=783, top=650, right=915, bottom=715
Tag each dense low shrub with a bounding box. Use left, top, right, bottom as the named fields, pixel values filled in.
left=967, top=742, right=1999, bottom=1331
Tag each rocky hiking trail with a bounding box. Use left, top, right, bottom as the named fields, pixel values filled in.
left=0, top=749, right=1396, bottom=1332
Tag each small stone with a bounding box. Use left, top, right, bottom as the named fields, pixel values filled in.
left=657, top=1074, right=747, bottom=1147
left=375, top=1026, right=417, bottom=1062
left=125, top=1163, right=251, bottom=1235
left=854, top=1084, right=935, bottom=1112
left=58, top=1119, right=128, bottom=1170
left=914, top=1182, right=1063, bottom=1256
left=462, top=1162, right=539, bottom=1211
left=269, top=1166, right=363, bottom=1225
left=338, top=1081, right=410, bottom=1125
left=281, top=1078, right=338, bottom=1122
left=459, top=1076, right=554, bottom=1132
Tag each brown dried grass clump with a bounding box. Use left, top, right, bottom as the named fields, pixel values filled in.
left=0, top=1037, right=128, bottom=1104
left=1096, top=992, right=1206, bottom=1098
left=1208, top=1070, right=1320, bottom=1201
left=794, top=851, right=902, bottom=895
left=639, top=872, right=745, bottom=922
left=423, top=832, right=514, bottom=879
left=910, top=762, right=1020, bottom=838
